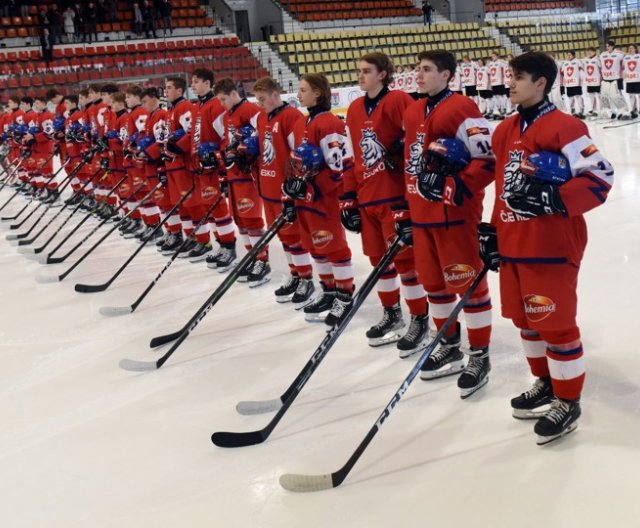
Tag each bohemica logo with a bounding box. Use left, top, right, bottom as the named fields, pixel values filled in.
left=236, top=197, right=254, bottom=213
left=443, top=264, right=476, bottom=287
left=311, top=229, right=334, bottom=248
left=201, top=186, right=218, bottom=200
left=153, top=188, right=165, bottom=201
left=524, top=294, right=556, bottom=322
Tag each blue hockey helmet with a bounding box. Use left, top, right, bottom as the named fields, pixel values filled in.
left=105, top=129, right=120, bottom=140
left=422, top=138, right=471, bottom=176
left=520, top=151, right=572, bottom=186
left=136, top=135, right=155, bottom=153
left=197, top=141, right=221, bottom=169
left=28, top=126, right=41, bottom=136
left=238, top=134, right=259, bottom=158
left=289, top=141, right=324, bottom=178
left=169, top=128, right=186, bottom=143
left=52, top=116, right=66, bottom=132
left=234, top=124, right=256, bottom=142
left=14, top=123, right=28, bottom=137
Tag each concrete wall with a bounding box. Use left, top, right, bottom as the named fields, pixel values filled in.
left=429, top=0, right=484, bottom=23
left=211, top=0, right=284, bottom=42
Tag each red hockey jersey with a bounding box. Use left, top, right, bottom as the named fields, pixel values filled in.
left=142, top=107, right=168, bottom=177
left=403, top=91, right=495, bottom=226
left=146, top=97, right=194, bottom=173
left=223, top=99, right=261, bottom=184
left=257, top=103, right=304, bottom=202
left=491, top=102, right=614, bottom=264
left=191, top=93, right=225, bottom=172
left=343, top=89, right=413, bottom=205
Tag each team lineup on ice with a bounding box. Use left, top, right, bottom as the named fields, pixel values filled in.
left=0, top=39, right=638, bottom=526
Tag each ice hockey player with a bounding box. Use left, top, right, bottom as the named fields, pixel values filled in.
left=341, top=52, right=429, bottom=358
left=480, top=51, right=614, bottom=444
left=561, top=51, right=585, bottom=119
left=284, top=73, right=355, bottom=328
left=402, top=50, right=495, bottom=398
left=252, top=76, right=316, bottom=307
left=489, top=51, right=508, bottom=119
left=215, top=77, right=271, bottom=286
left=623, top=44, right=640, bottom=119
left=600, top=39, right=631, bottom=120
left=582, top=47, right=602, bottom=117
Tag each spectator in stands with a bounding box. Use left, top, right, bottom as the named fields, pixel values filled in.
left=132, top=1, right=143, bottom=36
left=141, top=0, right=157, bottom=38
left=157, top=0, right=173, bottom=36
left=4, top=1, right=19, bottom=18
left=96, top=0, right=106, bottom=23
left=20, top=0, right=28, bottom=18
left=422, top=1, right=433, bottom=28
left=74, top=4, right=85, bottom=42
left=40, top=28, right=54, bottom=68
left=84, top=2, right=98, bottom=43
left=63, top=5, right=75, bottom=42
left=48, top=4, right=63, bottom=45
left=37, top=6, right=50, bottom=36
left=106, top=0, right=117, bottom=22
left=0, top=1, right=8, bottom=18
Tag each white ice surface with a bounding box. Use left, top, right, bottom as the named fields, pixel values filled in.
left=0, top=122, right=639, bottom=528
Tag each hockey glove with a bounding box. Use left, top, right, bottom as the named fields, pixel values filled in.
left=478, top=222, right=500, bottom=272
left=158, top=171, right=168, bottom=187
left=339, top=191, right=361, bottom=233
left=99, top=157, right=110, bottom=170
left=282, top=177, right=308, bottom=201
left=95, top=137, right=109, bottom=153
left=282, top=199, right=297, bottom=223
left=505, top=181, right=566, bottom=218
left=81, top=149, right=95, bottom=163
left=417, top=171, right=470, bottom=206
left=391, top=201, right=413, bottom=246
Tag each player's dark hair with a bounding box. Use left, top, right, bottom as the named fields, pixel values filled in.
left=587, top=46, right=596, bottom=52
left=9, top=96, right=20, bottom=105
left=101, top=83, right=119, bottom=94
left=110, top=92, right=125, bottom=104
left=509, top=51, right=557, bottom=96
left=88, top=84, right=102, bottom=93
left=417, top=50, right=456, bottom=82
left=253, top=76, right=281, bottom=94
left=214, top=77, right=238, bottom=95
left=20, top=96, right=34, bottom=105
left=301, top=73, right=332, bottom=110
left=78, top=89, right=89, bottom=97
left=142, top=87, right=160, bottom=99
left=606, top=39, right=615, bottom=47
left=167, top=77, right=186, bottom=92
left=192, top=68, right=214, bottom=86
left=567, top=50, right=576, bottom=57
left=125, top=85, right=143, bottom=98
left=64, top=94, right=79, bottom=105
left=45, top=88, right=62, bottom=101
left=35, top=95, right=47, bottom=103
left=359, top=52, right=395, bottom=87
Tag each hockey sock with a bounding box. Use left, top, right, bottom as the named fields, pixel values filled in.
left=518, top=327, right=549, bottom=377
left=194, top=220, right=211, bottom=245
left=214, top=214, right=236, bottom=245
left=249, top=229, right=268, bottom=261
left=181, top=215, right=193, bottom=237
left=290, top=245, right=313, bottom=279
left=372, top=258, right=399, bottom=307
left=427, top=290, right=458, bottom=338
left=462, top=288, right=492, bottom=348
left=313, top=256, right=335, bottom=288
left=400, top=272, right=427, bottom=316
left=332, top=259, right=354, bottom=292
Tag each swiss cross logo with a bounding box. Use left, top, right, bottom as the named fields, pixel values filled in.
left=629, top=61, right=637, bottom=72
left=490, top=67, right=496, bottom=76
left=464, top=68, right=470, bottom=76
left=478, top=72, right=484, bottom=81
left=586, top=65, right=594, bottom=76
left=604, top=59, right=613, bottom=70
left=567, top=66, right=574, bottom=77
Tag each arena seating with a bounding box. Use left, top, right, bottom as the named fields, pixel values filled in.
left=0, top=36, right=267, bottom=100
left=490, top=18, right=598, bottom=56
left=606, top=11, right=640, bottom=47
left=272, top=23, right=507, bottom=87
left=0, top=0, right=212, bottom=41
left=485, top=0, right=583, bottom=12
left=279, top=0, right=421, bottom=22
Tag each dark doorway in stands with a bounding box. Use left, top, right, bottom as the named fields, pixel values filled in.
left=235, top=10, right=251, bottom=43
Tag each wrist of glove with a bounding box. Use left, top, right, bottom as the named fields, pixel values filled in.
left=95, top=138, right=109, bottom=153
left=417, top=171, right=468, bottom=206
left=81, top=150, right=95, bottom=163
left=338, top=191, right=361, bottom=233
left=99, top=157, right=110, bottom=170
left=282, top=177, right=308, bottom=201
left=391, top=201, right=412, bottom=245
left=282, top=199, right=297, bottom=223
left=505, top=181, right=567, bottom=218
left=158, top=172, right=168, bottom=187
left=478, top=222, right=500, bottom=272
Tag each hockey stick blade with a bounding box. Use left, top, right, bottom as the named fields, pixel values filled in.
left=17, top=246, right=34, bottom=254
left=99, top=305, right=133, bottom=316
left=37, top=254, right=50, bottom=264
left=118, top=358, right=160, bottom=371
left=235, top=399, right=283, bottom=415
left=279, top=473, right=335, bottom=493
left=6, top=233, right=20, bottom=241
left=149, top=330, right=183, bottom=349
left=75, top=282, right=108, bottom=293
left=210, top=430, right=266, bottom=448
left=23, top=252, right=41, bottom=261
left=35, top=273, right=61, bottom=283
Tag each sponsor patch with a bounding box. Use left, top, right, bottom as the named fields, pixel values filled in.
left=237, top=198, right=254, bottom=213
left=580, top=144, right=599, bottom=158
left=443, top=264, right=476, bottom=288
left=311, top=229, right=334, bottom=248
left=201, top=186, right=218, bottom=200
left=523, top=294, right=556, bottom=322
left=467, top=126, right=490, bottom=137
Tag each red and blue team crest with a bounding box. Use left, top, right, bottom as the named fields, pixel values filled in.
left=359, top=128, right=386, bottom=170
left=405, top=132, right=425, bottom=177
left=502, top=150, right=525, bottom=199
left=262, top=131, right=275, bottom=165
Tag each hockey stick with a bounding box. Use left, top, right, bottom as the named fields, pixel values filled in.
left=100, top=193, right=224, bottom=315
left=5, top=163, right=70, bottom=227
left=209, top=237, right=403, bottom=448
left=0, top=148, right=56, bottom=202
left=39, top=174, right=129, bottom=263
left=74, top=184, right=196, bottom=293
left=118, top=214, right=286, bottom=371
left=0, top=158, right=28, bottom=211
left=278, top=265, right=490, bottom=492
left=603, top=118, right=640, bottom=129
left=34, top=183, right=162, bottom=284
left=9, top=161, right=91, bottom=245
left=0, top=157, right=24, bottom=193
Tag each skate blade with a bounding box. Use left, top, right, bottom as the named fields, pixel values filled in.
left=216, top=261, right=238, bottom=273
left=304, top=311, right=330, bottom=323
left=397, top=337, right=429, bottom=359
left=368, top=330, right=403, bottom=348
left=188, top=255, right=210, bottom=263
left=293, top=296, right=315, bottom=310
left=419, top=359, right=465, bottom=380
left=275, top=294, right=294, bottom=303
left=459, top=375, right=489, bottom=399
left=536, top=421, right=579, bottom=445
left=236, top=275, right=249, bottom=282
left=512, top=406, right=551, bottom=420
left=248, top=276, right=271, bottom=288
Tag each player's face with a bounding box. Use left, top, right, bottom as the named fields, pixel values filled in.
left=606, top=44, right=614, bottom=53
left=79, top=94, right=88, bottom=108
left=19, top=102, right=30, bottom=112
left=357, top=61, right=386, bottom=94
left=142, top=95, right=156, bottom=113
left=491, top=54, right=498, bottom=62
left=64, top=100, right=74, bottom=112
left=34, top=100, right=46, bottom=112
left=415, top=59, right=449, bottom=95
left=101, top=93, right=112, bottom=106
left=191, top=76, right=210, bottom=97
left=297, top=80, right=320, bottom=108
left=125, top=93, right=139, bottom=109
left=255, top=90, right=279, bottom=113
left=165, top=82, right=181, bottom=103
left=217, top=93, right=234, bottom=111
left=509, top=70, right=545, bottom=107
left=629, top=45, right=637, bottom=54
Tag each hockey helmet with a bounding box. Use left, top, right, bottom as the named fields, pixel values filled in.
left=197, top=141, right=221, bottom=170
left=520, top=151, right=572, bottom=186
left=52, top=116, right=66, bottom=133
left=289, top=141, right=324, bottom=179
left=422, top=138, right=471, bottom=177
left=136, top=135, right=155, bottom=153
